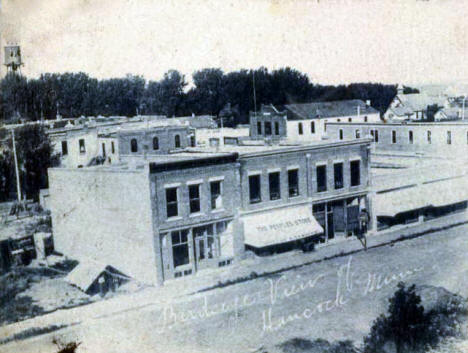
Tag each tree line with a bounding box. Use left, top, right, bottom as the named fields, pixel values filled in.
left=0, top=67, right=412, bottom=126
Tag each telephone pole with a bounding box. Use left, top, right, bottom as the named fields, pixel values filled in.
left=11, top=129, right=22, bottom=202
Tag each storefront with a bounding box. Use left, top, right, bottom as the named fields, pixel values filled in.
left=160, top=219, right=235, bottom=280
left=312, top=196, right=366, bottom=242
left=241, top=204, right=323, bottom=255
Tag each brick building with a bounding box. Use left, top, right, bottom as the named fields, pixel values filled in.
left=48, top=137, right=372, bottom=285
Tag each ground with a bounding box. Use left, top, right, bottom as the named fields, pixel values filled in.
left=1, top=222, right=468, bottom=353
left=0, top=257, right=90, bottom=326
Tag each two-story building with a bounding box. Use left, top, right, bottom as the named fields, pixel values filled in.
left=48, top=137, right=372, bottom=286
left=250, top=101, right=380, bottom=142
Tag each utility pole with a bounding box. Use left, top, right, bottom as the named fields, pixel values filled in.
left=11, top=129, right=22, bottom=202
left=252, top=70, right=257, bottom=117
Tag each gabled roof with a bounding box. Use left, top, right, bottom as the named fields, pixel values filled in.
left=284, top=100, right=379, bottom=120
left=395, top=93, right=445, bottom=112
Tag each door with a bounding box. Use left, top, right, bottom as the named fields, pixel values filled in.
left=193, top=225, right=217, bottom=270
left=327, top=213, right=334, bottom=240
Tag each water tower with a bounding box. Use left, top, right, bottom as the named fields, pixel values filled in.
left=4, top=44, right=23, bottom=73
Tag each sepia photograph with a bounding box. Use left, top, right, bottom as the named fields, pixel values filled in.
left=1, top=0, right=468, bottom=352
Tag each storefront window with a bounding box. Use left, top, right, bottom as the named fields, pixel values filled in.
left=171, top=230, right=189, bottom=268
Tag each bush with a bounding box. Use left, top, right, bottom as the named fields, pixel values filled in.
left=363, top=282, right=467, bottom=353
left=278, top=338, right=357, bottom=353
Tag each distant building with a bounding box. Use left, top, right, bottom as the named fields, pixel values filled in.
left=384, top=84, right=445, bottom=121
left=251, top=100, right=380, bottom=142
left=325, top=121, right=468, bottom=159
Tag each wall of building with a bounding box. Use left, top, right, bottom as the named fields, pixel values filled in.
left=238, top=142, right=371, bottom=213
left=48, top=167, right=158, bottom=285
left=249, top=113, right=287, bottom=140
left=326, top=122, right=468, bottom=157
left=195, top=127, right=250, bottom=147
left=118, top=126, right=192, bottom=157
left=50, top=129, right=101, bottom=168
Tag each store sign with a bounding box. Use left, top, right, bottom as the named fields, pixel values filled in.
left=255, top=217, right=313, bottom=233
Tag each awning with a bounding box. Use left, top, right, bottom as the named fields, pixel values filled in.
left=375, top=186, right=430, bottom=217
left=423, top=177, right=468, bottom=207
left=375, top=177, right=468, bottom=217
left=242, top=205, right=323, bottom=248
left=65, top=260, right=108, bottom=292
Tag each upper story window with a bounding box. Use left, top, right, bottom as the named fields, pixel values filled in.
left=188, top=184, right=201, bottom=214
left=311, top=121, right=315, bottom=134
left=348, top=118, right=352, bottom=122
left=249, top=174, right=261, bottom=204
left=364, top=116, right=368, bottom=122
left=166, top=187, right=178, bottom=218
left=355, top=129, right=360, bottom=139
left=257, top=122, right=262, bottom=135
left=130, top=138, right=138, bottom=153
left=316, top=165, right=327, bottom=192
left=61, top=141, right=68, bottom=156
left=298, top=122, right=303, bottom=135
left=288, top=169, right=299, bottom=197
left=323, top=120, right=327, bottom=132
left=408, top=131, right=414, bottom=144
left=111, top=141, right=115, bottom=154
left=153, top=137, right=159, bottom=150
left=447, top=131, right=452, bottom=145
left=427, top=131, right=432, bottom=144
left=350, top=160, right=361, bottom=186
left=102, top=143, right=106, bottom=157
left=174, top=135, right=181, bottom=148
left=268, top=172, right=281, bottom=200
left=339, top=129, right=343, bottom=140
left=370, top=129, right=379, bottom=143
left=79, top=139, right=86, bottom=154
left=392, top=130, right=397, bottom=144
left=274, top=121, right=279, bottom=135
left=210, top=180, right=223, bottom=210
left=264, top=121, right=272, bottom=136
left=334, top=163, right=344, bottom=189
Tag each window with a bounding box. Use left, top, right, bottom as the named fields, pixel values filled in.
left=392, top=130, right=397, bottom=144
left=190, top=135, right=196, bottom=147
left=288, top=169, right=299, bottom=197
left=189, top=184, right=201, bottom=214
left=79, top=139, right=86, bottom=154
left=408, top=131, right=413, bottom=144
left=355, top=129, right=360, bottom=139
left=348, top=118, right=352, bottom=122
left=427, top=131, right=432, bottom=144
left=153, top=137, right=159, bottom=150
left=210, top=180, right=222, bottom=209
left=61, top=141, right=68, bottom=156
left=298, top=122, right=303, bottom=135
left=447, top=131, right=452, bottom=145
left=364, top=116, right=368, bottom=122
left=466, top=131, right=468, bottom=145
left=324, top=120, right=327, bottom=132
left=257, top=122, right=262, bottom=135
left=334, top=163, right=344, bottom=189
left=264, top=121, right=272, bottom=136
left=268, top=172, right=281, bottom=200
left=174, top=135, right=181, bottom=148
left=339, top=129, right=343, bottom=140
left=316, top=165, right=327, bottom=192
left=249, top=174, right=261, bottom=204
left=311, top=121, right=315, bottom=134
left=274, top=121, right=279, bottom=135
left=111, top=141, right=115, bottom=154
left=166, top=187, right=178, bottom=218
left=350, top=160, right=360, bottom=186
left=130, top=138, right=138, bottom=152
left=370, top=129, right=379, bottom=143
left=102, top=143, right=106, bottom=157
left=171, top=230, right=189, bottom=268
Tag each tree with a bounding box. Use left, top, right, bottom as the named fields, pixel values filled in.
left=7, top=125, right=60, bottom=201
left=364, top=282, right=431, bottom=353
left=190, top=68, right=227, bottom=116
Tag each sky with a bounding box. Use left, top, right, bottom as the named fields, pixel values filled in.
left=1, top=0, right=468, bottom=86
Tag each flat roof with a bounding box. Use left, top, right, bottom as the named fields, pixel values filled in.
left=327, top=121, right=468, bottom=126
